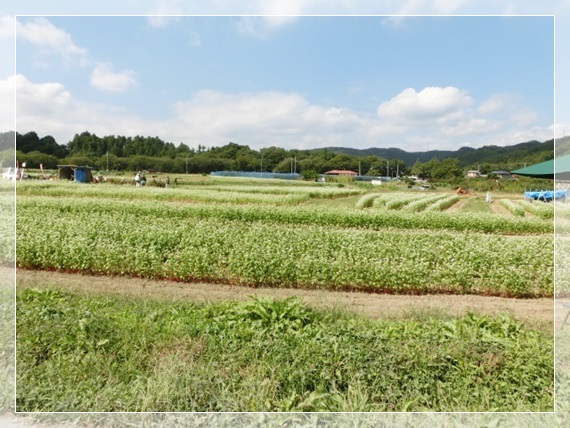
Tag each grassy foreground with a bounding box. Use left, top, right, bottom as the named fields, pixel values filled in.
left=16, top=287, right=553, bottom=412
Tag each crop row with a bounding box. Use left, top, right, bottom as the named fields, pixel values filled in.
left=16, top=182, right=313, bottom=206
left=517, top=199, right=554, bottom=219
left=0, top=192, right=14, bottom=263
left=499, top=198, right=556, bottom=220
left=357, top=192, right=459, bottom=213
left=355, top=193, right=379, bottom=209
left=400, top=194, right=451, bottom=212
left=17, top=199, right=553, bottom=297
left=423, top=195, right=460, bottom=212
left=373, top=193, right=430, bottom=210
left=17, top=181, right=362, bottom=202
left=199, top=184, right=363, bottom=198
left=500, top=199, right=526, bottom=217
left=18, top=195, right=553, bottom=235
left=555, top=203, right=570, bottom=295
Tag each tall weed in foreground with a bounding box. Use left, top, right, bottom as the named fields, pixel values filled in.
left=0, top=182, right=15, bottom=415
left=16, top=289, right=553, bottom=413
left=0, top=279, right=14, bottom=415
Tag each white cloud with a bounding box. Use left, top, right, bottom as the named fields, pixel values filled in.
left=477, top=94, right=510, bottom=115
left=90, top=63, right=138, bottom=92
left=377, top=86, right=473, bottom=122
left=15, top=74, right=147, bottom=141
left=16, top=17, right=87, bottom=64
left=16, top=17, right=140, bottom=94
left=373, top=86, right=556, bottom=149
left=0, top=75, right=15, bottom=131
left=0, top=16, right=15, bottom=40
left=170, top=90, right=373, bottom=148
left=234, top=2, right=303, bottom=39
left=433, top=0, right=473, bottom=14
left=145, top=0, right=183, bottom=29
left=14, top=74, right=558, bottom=152
left=0, top=16, right=15, bottom=79
left=234, top=17, right=271, bottom=38
left=507, top=123, right=569, bottom=145
left=508, top=126, right=556, bottom=144
left=556, top=123, right=570, bottom=139
left=147, top=16, right=179, bottom=28
left=16, top=74, right=71, bottom=110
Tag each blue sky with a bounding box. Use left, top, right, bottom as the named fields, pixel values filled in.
left=2, top=5, right=566, bottom=153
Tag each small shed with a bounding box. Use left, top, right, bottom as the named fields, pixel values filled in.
left=57, top=165, right=94, bottom=183
left=491, top=170, right=512, bottom=179
left=466, top=170, right=480, bottom=178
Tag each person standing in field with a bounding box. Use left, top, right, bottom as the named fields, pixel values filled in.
left=134, top=172, right=141, bottom=187
left=165, top=176, right=170, bottom=188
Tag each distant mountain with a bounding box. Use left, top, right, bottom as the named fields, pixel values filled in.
left=316, top=138, right=556, bottom=168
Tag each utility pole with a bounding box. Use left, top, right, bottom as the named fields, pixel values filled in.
left=358, top=161, right=361, bottom=176
left=294, top=156, right=297, bottom=173
left=185, top=155, right=188, bottom=174
left=291, top=157, right=293, bottom=174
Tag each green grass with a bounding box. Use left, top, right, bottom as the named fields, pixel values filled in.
left=16, top=288, right=554, bottom=412
left=0, top=281, right=14, bottom=414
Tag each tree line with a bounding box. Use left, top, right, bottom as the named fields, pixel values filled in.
left=14, top=130, right=553, bottom=180
left=16, top=131, right=414, bottom=177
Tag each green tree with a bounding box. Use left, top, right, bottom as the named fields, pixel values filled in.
left=329, top=154, right=358, bottom=171
left=300, top=169, right=319, bottom=180
left=431, top=158, right=463, bottom=180
left=273, top=157, right=297, bottom=173
left=15, top=150, right=59, bottom=169
left=259, top=146, right=288, bottom=172
left=366, top=167, right=382, bottom=176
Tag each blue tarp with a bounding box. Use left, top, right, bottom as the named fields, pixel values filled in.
left=524, top=190, right=567, bottom=202
left=211, top=171, right=301, bottom=180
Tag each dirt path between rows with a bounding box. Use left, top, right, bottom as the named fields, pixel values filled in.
left=444, top=198, right=469, bottom=212
left=489, top=200, right=513, bottom=216
left=16, top=269, right=562, bottom=330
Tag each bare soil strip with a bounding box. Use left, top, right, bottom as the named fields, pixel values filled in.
left=16, top=269, right=558, bottom=329
left=443, top=198, right=469, bottom=212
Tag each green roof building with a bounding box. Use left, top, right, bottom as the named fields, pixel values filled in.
left=511, top=155, right=570, bottom=180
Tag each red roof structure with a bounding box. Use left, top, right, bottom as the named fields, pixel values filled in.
left=324, top=170, right=358, bottom=176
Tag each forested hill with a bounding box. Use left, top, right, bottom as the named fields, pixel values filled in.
left=10, top=129, right=565, bottom=176
left=317, top=138, right=555, bottom=167
left=0, top=131, right=15, bottom=151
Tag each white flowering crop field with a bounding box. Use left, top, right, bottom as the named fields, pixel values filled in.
left=16, top=180, right=554, bottom=297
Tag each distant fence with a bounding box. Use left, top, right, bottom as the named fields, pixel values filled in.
left=211, top=171, right=301, bottom=180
